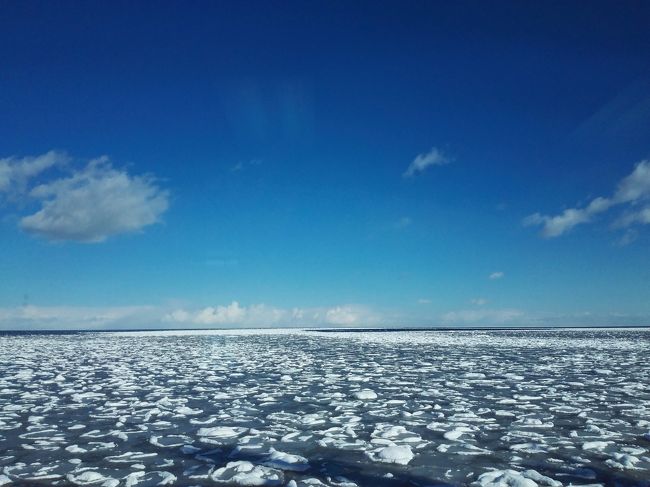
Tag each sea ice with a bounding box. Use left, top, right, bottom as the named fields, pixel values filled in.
left=211, top=461, right=284, bottom=486
left=471, top=469, right=538, bottom=487
left=366, top=445, right=414, bottom=465
left=262, top=448, right=309, bottom=472
left=352, top=390, right=377, bottom=400
left=1, top=328, right=649, bottom=486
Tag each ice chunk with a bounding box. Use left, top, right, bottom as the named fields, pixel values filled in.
left=211, top=461, right=284, bottom=485
left=521, top=470, right=561, bottom=487
left=443, top=427, right=474, bottom=441
left=66, top=471, right=116, bottom=486
left=198, top=426, right=247, bottom=439
left=471, top=469, right=538, bottom=487
left=367, top=445, right=414, bottom=465
left=352, top=390, right=377, bottom=400
left=582, top=441, right=610, bottom=451
left=262, top=448, right=309, bottom=472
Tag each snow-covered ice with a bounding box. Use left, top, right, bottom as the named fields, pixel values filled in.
left=0, top=328, right=649, bottom=486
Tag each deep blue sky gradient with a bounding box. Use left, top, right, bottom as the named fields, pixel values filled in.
left=1, top=1, right=649, bottom=326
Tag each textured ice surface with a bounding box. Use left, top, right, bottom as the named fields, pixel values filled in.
left=0, top=328, right=649, bottom=486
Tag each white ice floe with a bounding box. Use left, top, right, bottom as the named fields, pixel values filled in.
left=66, top=470, right=118, bottom=486
left=582, top=441, right=611, bottom=451
left=198, top=426, right=247, bottom=438
left=605, top=453, right=640, bottom=470
left=366, top=445, right=414, bottom=465
left=352, top=389, right=377, bottom=400
left=104, top=451, right=158, bottom=463
left=124, top=470, right=176, bottom=486
left=197, top=426, right=247, bottom=445
left=211, top=461, right=284, bottom=486
left=443, top=426, right=475, bottom=441
left=174, top=406, right=202, bottom=416
left=472, top=469, right=539, bottom=487
left=262, top=448, right=309, bottom=472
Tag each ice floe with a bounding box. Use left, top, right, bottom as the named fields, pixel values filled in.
left=0, top=328, right=649, bottom=486
left=211, top=460, right=284, bottom=485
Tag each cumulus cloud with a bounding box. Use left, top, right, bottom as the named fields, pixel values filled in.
left=489, top=271, right=504, bottom=280
left=0, top=151, right=169, bottom=242
left=324, top=306, right=366, bottom=326
left=441, top=308, right=523, bottom=325
left=166, top=302, right=291, bottom=326
left=403, top=147, right=449, bottom=178
left=20, top=156, right=169, bottom=242
left=525, top=160, right=650, bottom=238
left=164, top=302, right=377, bottom=327
left=0, top=151, right=68, bottom=197
left=0, top=301, right=379, bottom=329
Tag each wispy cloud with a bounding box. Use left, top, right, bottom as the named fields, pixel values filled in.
left=231, top=158, right=262, bottom=172
left=1, top=152, right=170, bottom=243
left=525, top=160, right=650, bottom=238
left=471, top=298, right=488, bottom=305
left=0, top=305, right=158, bottom=329
left=0, top=151, right=69, bottom=198
left=394, top=216, right=412, bottom=229
left=489, top=271, right=504, bottom=280
left=403, top=147, right=449, bottom=178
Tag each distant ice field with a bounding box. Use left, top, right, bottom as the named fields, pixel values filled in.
left=1, top=328, right=649, bottom=486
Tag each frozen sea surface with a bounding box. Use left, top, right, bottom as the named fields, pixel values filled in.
left=1, top=328, right=650, bottom=486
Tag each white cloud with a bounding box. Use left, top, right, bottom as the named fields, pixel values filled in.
left=0, top=305, right=158, bottom=329
left=20, top=156, right=169, bottom=242
left=489, top=271, right=504, bottom=280
left=616, top=207, right=650, bottom=227
left=5, top=302, right=649, bottom=330
left=525, top=160, right=650, bottom=238
left=0, top=151, right=68, bottom=196
left=325, top=306, right=363, bottom=326
left=417, top=298, right=432, bottom=304
left=615, top=160, right=650, bottom=203
left=441, top=308, right=523, bottom=325
left=194, top=301, right=248, bottom=324
left=524, top=197, right=612, bottom=238
left=164, top=302, right=377, bottom=327
left=169, top=302, right=291, bottom=326
left=0, top=300, right=380, bottom=330
left=471, top=298, right=488, bottom=306
left=403, top=147, right=449, bottom=178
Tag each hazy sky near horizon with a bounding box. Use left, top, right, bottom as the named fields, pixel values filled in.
left=1, top=1, right=649, bottom=329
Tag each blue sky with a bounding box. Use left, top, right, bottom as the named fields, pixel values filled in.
left=1, top=1, right=649, bottom=328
